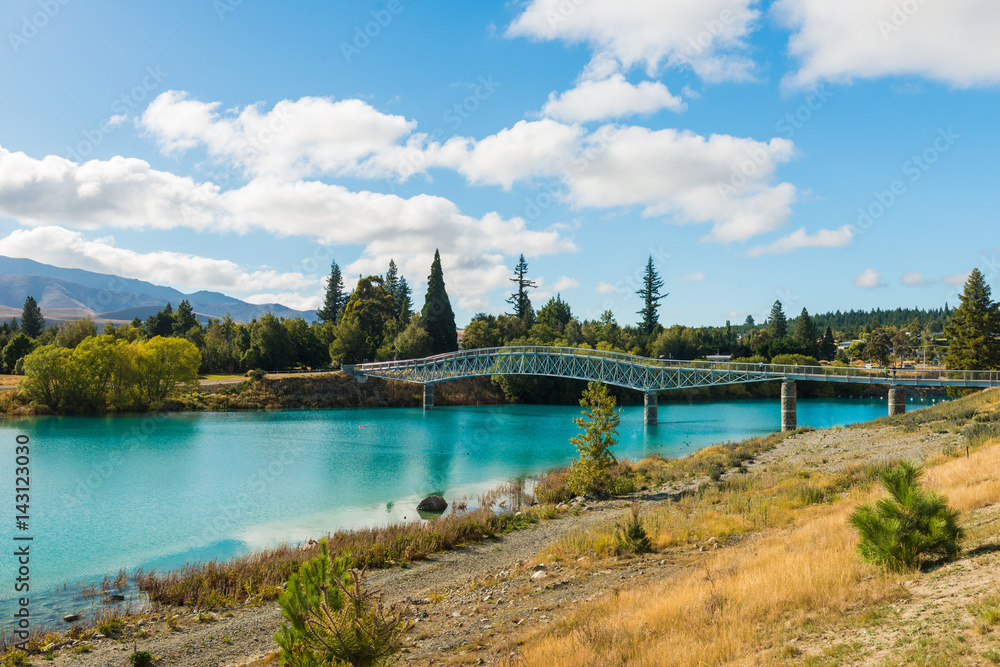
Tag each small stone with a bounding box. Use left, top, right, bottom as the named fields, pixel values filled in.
left=452, top=611, right=461, bottom=617
left=531, top=564, right=548, bottom=571
left=531, top=571, right=548, bottom=580
left=63, top=614, right=80, bottom=623
left=94, top=633, right=106, bottom=639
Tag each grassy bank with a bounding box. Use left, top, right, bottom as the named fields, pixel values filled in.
left=516, top=388, right=1000, bottom=665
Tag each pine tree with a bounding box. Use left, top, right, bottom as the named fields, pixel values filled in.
left=507, top=254, right=537, bottom=321
left=743, top=315, right=755, bottom=330
left=944, top=268, right=1000, bottom=370
left=395, top=276, right=413, bottom=323
left=769, top=300, right=787, bottom=338
left=20, top=296, right=45, bottom=338
left=636, top=256, right=667, bottom=336
left=316, top=260, right=346, bottom=325
left=821, top=326, right=837, bottom=361
left=421, top=250, right=458, bottom=355
left=794, top=307, right=819, bottom=357
left=174, top=300, right=200, bottom=336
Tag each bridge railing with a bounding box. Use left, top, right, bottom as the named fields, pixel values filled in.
left=355, top=347, right=1000, bottom=386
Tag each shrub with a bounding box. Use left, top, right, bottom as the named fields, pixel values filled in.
left=534, top=469, right=573, bottom=505
left=97, top=616, right=125, bottom=636
left=614, top=504, right=652, bottom=556
left=848, top=461, right=963, bottom=571
left=129, top=650, right=155, bottom=667
left=275, top=539, right=408, bottom=667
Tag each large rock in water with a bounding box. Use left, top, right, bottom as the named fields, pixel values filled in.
left=416, top=495, right=447, bottom=513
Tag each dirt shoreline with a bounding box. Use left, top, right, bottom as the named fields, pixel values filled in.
left=30, top=407, right=984, bottom=667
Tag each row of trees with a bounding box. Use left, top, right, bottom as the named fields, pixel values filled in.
left=20, top=335, right=200, bottom=412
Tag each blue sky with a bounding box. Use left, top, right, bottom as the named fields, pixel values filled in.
left=0, top=0, right=997, bottom=327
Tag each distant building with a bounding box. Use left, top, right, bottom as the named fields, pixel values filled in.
left=705, top=354, right=732, bottom=362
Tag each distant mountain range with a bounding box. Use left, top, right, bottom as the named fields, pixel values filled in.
left=0, top=256, right=317, bottom=324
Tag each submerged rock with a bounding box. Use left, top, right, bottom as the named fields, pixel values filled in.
left=416, top=495, right=448, bottom=513
left=63, top=614, right=80, bottom=623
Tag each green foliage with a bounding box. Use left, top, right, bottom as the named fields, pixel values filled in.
left=316, top=260, right=347, bottom=325
left=567, top=381, right=622, bottom=497
left=614, top=503, right=652, bottom=555
left=507, top=254, right=537, bottom=322
left=537, top=294, right=573, bottom=332
left=848, top=461, right=963, bottom=571
left=128, top=650, right=155, bottom=667
left=770, top=354, right=820, bottom=367
left=421, top=250, right=458, bottom=355
left=97, top=616, right=125, bottom=636
left=54, top=316, right=98, bottom=348
left=339, top=276, right=397, bottom=363
left=821, top=326, right=837, bottom=361
left=20, top=335, right=200, bottom=412
left=275, top=541, right=407, bottom=667
left=2, top=333, right=37, bottom=373
left=944, top=268, right=1000, bottom=371
left=793, top=307, right=819, bottom=357
left=769, top=300, right=787, bottom=338
left=390, top=317, right=432, bottom=360
left=866, top=328, right=892, bottom=366
left=20, top=295, right=45, bottom=338
left=636, top=256, right=667, bottom=336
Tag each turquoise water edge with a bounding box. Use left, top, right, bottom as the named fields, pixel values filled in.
left=0, top=398, right=940, bottom=630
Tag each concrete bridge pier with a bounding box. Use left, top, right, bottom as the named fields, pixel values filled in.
left=781, top=380, right=797, bottom=432
left=644, top=391, right=658, bottom=425
left=889, top=387, right=906, bottom=416
left=423, top=384, right=434, bottom=409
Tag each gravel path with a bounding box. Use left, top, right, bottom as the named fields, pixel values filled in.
left=42, top=416, right=968, bottom=667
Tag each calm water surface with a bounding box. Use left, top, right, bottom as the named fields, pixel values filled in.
left=0, top=397, right=940, bottom=627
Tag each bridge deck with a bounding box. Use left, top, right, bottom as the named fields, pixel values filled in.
left=355, top=346, right=1000, bottom=391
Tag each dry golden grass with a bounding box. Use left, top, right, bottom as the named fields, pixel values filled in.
left=924, top=437, right=1000, bottom=512
left=520, top=437, right=1000, bottom=666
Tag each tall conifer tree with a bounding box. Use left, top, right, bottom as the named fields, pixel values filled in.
left=507, top=254, right=537, bottom=322
left=20, top=296, right=45, bottom=338
left=769, top=300, right=788, bottom=338
left=944, top=268, right=1000, bottom=370
left=421, top=250, right=458, bottom=354
left=316, top=260, right=346, bottom=324
left=636, top=256, right=667, bottom=335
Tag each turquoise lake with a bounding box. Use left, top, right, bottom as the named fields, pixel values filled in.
left=0, top=397, right=942, bottom=628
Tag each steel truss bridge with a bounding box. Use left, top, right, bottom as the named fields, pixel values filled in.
left=355, top=346, right=1000, bottom=391
left=354, top=346, right=1000, bottom=429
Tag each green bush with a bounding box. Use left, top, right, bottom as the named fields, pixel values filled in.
left=614, top=504, right=652, bottom=556
left=128, top=650, right=155, bottom=667
left=848, top=462, right=963, bottom=571
left=97, top=616, right=124, bottom=636
left=275, top=539, right=408, bottom=667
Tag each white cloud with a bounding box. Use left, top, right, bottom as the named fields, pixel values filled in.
left=0, top=226, right=317, bottom=295
left=541, top=74, right=685, bottom=122
left=139, top=91, right=416, bottom=180
left=901, top=271, right=928, bottom=286
left=0, top=145, right=577, bottom=311
left=431, top=120, right=584, bottom=190
left=552, top=276, right=580, bottom=291
left=0, top=146, right=220, bottom=230
left=854, top=268, right=885, bottom=289
left=596, top=281, right=617, bottom=293
left=746, top=225, right=853, bottom=256
left=680, top=272, right=706, bottom=282
left=507, top=0, right=760, bottom=82
left=943, top=272, right=971, bottom=286
left=774, top=0, right=1000, bottom=88
left=561, top=126, right=798, bottom=242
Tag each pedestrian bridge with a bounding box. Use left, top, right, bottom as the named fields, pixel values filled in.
left=354, top=346, right=1000, bottom=430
